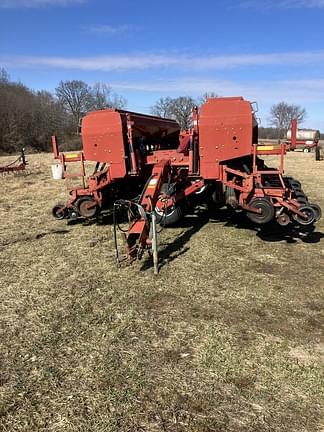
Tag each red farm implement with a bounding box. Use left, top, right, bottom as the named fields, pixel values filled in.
left=286, top=119, right=322, bottom=160
left=52, top=97, right=321, bottom=273
left=51, top=110, right=179, bottom=220
left=0, top=149, right=27, bottom=174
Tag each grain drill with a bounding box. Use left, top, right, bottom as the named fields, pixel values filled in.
left=51, top=97, right=321, bottom=271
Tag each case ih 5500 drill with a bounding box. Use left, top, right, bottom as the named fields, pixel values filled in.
left=52, top=97, right=321, bottom=272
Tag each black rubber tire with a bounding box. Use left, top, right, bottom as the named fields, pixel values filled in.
left=246, top=198, right=275, bottom=224
left=155, top=205, right=183, bottom=226
left=293, top=205, right=316, bottom=226
left=290, top=180, right=301, bottom=188
left=309, top=203, right=321, bottom=221
left=52, top=204, right=66, bottom=220
left=155, top=183, right=183, bottom=226
left=294, top=192, right=308, bottom=201
left=296, top=197, right=307, bottom=205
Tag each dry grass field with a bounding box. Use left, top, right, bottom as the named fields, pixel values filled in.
left=1, top=151, right=324, bottom=431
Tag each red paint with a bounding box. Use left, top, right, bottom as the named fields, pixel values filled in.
left=52, top=98, right=319, bottom=250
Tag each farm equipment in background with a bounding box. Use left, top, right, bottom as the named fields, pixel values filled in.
left=0, top=149, right=27, bottom=174
left=52, top=97, right=321, bottom=273
left=286, top=119, right=321, bottom=159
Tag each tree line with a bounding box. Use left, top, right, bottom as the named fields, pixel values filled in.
left=151, top=97, right=309, bottom=139
left=0, top=68, right=126, bottom=154
left=0, top=69, right=315, bottom=155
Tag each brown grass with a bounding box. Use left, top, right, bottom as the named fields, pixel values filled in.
left=1, top=151, right=324, bottom=431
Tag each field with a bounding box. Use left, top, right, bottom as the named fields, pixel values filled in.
left=1, top=152, right=324, bottom=432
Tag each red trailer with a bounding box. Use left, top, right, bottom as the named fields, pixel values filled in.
left=287, top=119, right=320, bottom=152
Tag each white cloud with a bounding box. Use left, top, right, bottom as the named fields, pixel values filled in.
left=112, top=77, right=324, bottom=104
left=118, top=77, right=324, bottom=128
left=89, top=24, right=132, bottom=35
left=2, top=51, right=324, bottom=71
left=0, top=0, right=84, bottom=8
left=237, top=0, right=324, bottom=8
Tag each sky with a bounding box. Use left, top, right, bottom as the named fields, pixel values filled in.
left=0, top=0, right=324, bottom=129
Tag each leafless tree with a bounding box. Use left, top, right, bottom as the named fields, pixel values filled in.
left=31, top=91, right=68, bottom=147
left=0, top=74, right=69, bottom=153
left=55, top=80, right=93, bottom=132
left=89, top=82, right=127, bottom=110
left=171, top=96, right=196, bottom=129
left=269, top=102, right=307, bottom=138
left=150, top=97, right=173, bottom=118
left=0, top=80, right=36, bottom=152
left=150, top=96, right=196, bottom=129
left=56, top=80, right=127, bottom=132
left=0, top=73, right=128, bottom=153
left=199, top=91, right=219, bottom=105
left=0, top=68, right=10, bottom=83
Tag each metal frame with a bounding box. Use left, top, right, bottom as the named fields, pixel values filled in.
left=0, top=149, right=27, bottom=174
left=51, top=99, right=321, bottom=272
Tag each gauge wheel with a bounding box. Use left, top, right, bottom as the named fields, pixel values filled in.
left=52, top=204, right=67, bottom=220
left=246, top=197, right=275, bottom=224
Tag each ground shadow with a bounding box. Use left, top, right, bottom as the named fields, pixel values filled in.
left=66, top=210, right=114, bottom=226
left=35, top=229, right=70, bottom=239
left=257, top=224, right=324, bottom=244
left=139, top=206, right=324, bottom=271
left=68, top=206, right=324, bottom=246
left=209, top=207, right=324, bottom=245
left=65, top=204, right=323, bottom=271
left=1, top=229, right=70, bottom=250
left=140, top=208, right=211, bottom=271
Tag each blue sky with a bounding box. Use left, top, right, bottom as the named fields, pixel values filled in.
left=1, top=0, right=324, bottom=129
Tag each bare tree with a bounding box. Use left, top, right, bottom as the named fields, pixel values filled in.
left=108, top=92, right=127, bottom=110
left=0, top=76, right=71, bottom=153
left=0, top=68, right=10, bottom=83
left=199, top=91, right=219, bottom=105
left=269, top=102, right=307, bottom=138
left=55, top=80, right=127, bottom=132
left=150, top=97, right=173, bottom=118
left=32, top=91, right=68, bottom=147
left=0, top=80, right=37, bottom=152
left=89, top=82, right=127, bottom=110
left=55, top=80, right=93, bottom=132
left=150, top=96, right=196, bottom=129
left=171, top=96, right=196, bottom=129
